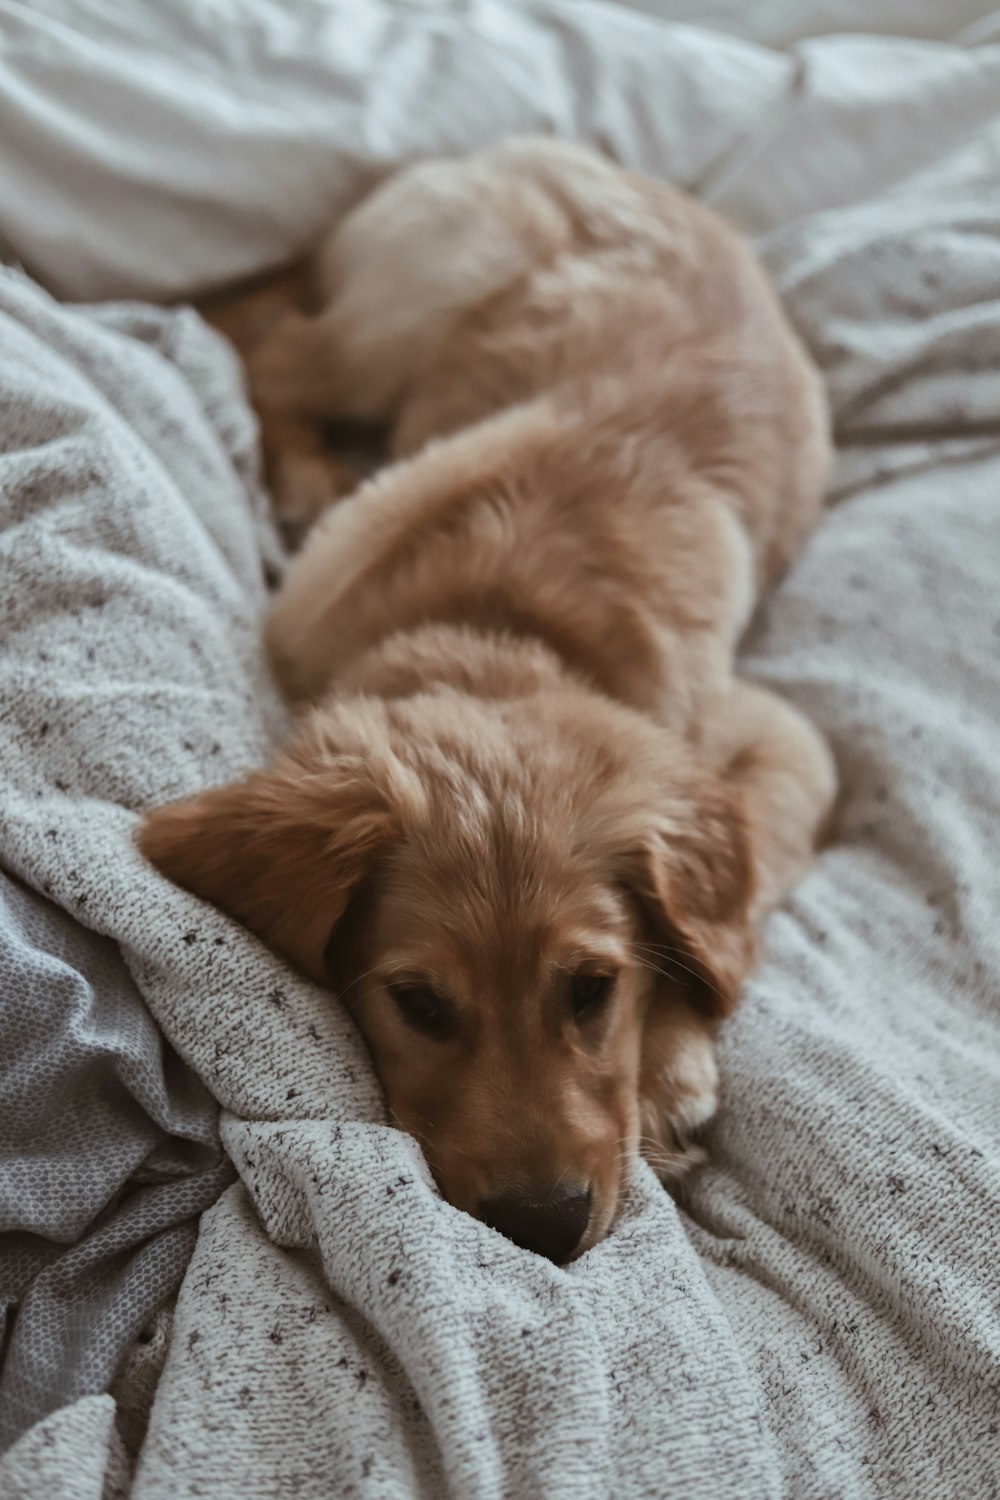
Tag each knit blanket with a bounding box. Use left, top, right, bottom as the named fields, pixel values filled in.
left=0, top=2, right=998, bottom=1496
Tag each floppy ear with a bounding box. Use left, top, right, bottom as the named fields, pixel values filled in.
left=627, top=776, right=757, bottom=1019
left=137, top=735, right=402, bottom=984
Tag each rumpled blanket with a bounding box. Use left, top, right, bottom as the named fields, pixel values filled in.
left=0, top=278, right=278, bottom=1459
left=0, top=2, right=998, bottom=1497
left=0, top=869, right=231, bottom=1452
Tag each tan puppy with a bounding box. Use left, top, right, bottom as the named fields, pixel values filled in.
left=140, top=139, right=835, bottom=1263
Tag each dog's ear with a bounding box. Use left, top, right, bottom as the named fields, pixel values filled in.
left=138, top=722, right=417, bottom=983
left=625, top=775, right=757, bottom=1019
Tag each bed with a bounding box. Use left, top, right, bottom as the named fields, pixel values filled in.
left=0, top=2, right=998, bottom=1496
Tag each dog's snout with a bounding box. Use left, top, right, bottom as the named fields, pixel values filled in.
left=480, top=1185, right=592, bottom=1262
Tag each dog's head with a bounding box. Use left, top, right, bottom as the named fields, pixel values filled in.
left=139, top=688, right=754, bottom=1260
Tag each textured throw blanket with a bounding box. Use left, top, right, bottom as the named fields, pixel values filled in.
left=0, top=868, right=231, bottom=1453
left=1, top=2, right=999, bottom=1497
left=0, top=281, right=272, bottom=1454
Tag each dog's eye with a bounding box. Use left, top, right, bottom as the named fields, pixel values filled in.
left=390, top=985, right=452, bottom=1039
left=570, top=972, right=615, bottom=1021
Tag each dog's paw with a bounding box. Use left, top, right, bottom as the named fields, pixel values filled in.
left=639, top=1027, right=719, bottom=1184
left=639, top=1128, right=709, bottom=1184
left=270, top=450, right=356, bottom=548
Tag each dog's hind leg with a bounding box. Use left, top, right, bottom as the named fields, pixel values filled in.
left=196, top=264, right=359, bottom=538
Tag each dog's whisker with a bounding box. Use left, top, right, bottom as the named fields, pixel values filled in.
left=336, top=959, right=408, bottom=1003
left=550, top=1162, right=572, bottom=1196
left=630, top=940, right=713, bottom=969
left=628, top=951, right=726, bottom=1007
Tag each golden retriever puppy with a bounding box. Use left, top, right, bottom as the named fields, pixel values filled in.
left=140, top=139, right=835, bottom=1263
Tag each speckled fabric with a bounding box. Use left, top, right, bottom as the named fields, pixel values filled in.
left=1, top=4, right=999, bottom=1498
left=0, top=269, right=270, bottom=1461
left=0, top=1395, right=124, bottom=1500
left=0, top=871, right=231, bottom=1453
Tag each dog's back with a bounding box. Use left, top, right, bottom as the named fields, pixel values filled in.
left=257, top=140, right=830, bottom=721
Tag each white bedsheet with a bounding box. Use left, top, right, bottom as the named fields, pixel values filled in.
left=0, top=3, right=998, bottom=1498
left=2, top=0, right=995, bottom=302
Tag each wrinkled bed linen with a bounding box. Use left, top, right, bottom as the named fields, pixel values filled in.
left=0, top=273, right=277, bottom=1465
left=0, top=869, right=231, bottom=1452
left=0, top=3, right=998, bottom=1498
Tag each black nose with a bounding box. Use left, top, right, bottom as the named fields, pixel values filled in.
left=479, top=1185, right=592, bottom=1262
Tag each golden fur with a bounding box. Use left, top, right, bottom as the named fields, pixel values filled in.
left=140, top=139, right=836, bottom=1260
